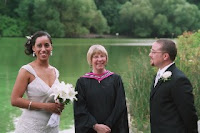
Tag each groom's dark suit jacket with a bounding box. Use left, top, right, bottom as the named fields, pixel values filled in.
left=150, top=64, right=198, bottom=133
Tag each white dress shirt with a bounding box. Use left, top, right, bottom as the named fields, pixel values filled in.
left=154, top=62, right=174, bottom=87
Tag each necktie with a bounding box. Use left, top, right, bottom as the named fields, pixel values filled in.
left=154, top=72, right=161, bottom=87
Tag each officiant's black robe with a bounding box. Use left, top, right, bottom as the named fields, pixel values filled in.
left=73, top=74, right=129, bottom=133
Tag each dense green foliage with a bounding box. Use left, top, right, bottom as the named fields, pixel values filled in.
left=1, top=0, right=200, bottom=37
left=0, top=0, right=109, bottom=37
left=177, top=31, right=200, bottom=117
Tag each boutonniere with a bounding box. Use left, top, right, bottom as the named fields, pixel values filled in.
left=160, top=71, right=172, bottom=82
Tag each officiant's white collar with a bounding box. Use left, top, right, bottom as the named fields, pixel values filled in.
left=157, top=62, right=174, bottom=76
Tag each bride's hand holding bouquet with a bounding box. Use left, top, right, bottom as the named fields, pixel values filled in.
left=47, top=81, right=78, bottom=127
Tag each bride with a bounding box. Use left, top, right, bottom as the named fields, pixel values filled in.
left=11, top=31, right=64, bottom=133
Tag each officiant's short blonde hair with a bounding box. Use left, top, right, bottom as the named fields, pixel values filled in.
left=87, top=44, right=108, bottom=66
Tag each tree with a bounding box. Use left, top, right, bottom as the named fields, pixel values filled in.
left=33, top=0, right=65, bottom=37
left=58, top=0, right=109, bottom=37
left=14, top=0, right=35, bottom=35
left=152, top=14, right=172, bottom=37
left=0, top=15, right=22, bottom=36
left=118, top=0, right=154, bottom=37
left=0, top=0, right=20, bottom=17
left=94, top=0, right=129, bottom=33
left=151, top=0, right=200, bottom=37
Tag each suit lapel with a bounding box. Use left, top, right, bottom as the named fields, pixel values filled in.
left=150, top=79, right=163, bottom=99
left=150, top=63, right=176, bottom=100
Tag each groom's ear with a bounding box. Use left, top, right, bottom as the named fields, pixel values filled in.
left=163, top=53, right=170, bottom=61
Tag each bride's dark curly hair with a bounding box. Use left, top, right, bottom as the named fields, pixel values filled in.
left=24, top=31, right=52, bottom=56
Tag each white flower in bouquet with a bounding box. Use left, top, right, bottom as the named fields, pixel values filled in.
left=47, top=81, right=77, bottom=127
left=51, top=81, right=77, bottom=104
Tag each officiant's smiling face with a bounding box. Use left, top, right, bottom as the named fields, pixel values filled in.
left=149, top=42, right=165, bottom=68
left=87, top=44, right=108, bottom=74
left=92, top=52, right=107, bottom=73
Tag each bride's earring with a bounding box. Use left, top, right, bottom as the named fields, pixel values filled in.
left=50, top=51, right=53, bottom=56
left=33, top=52, right=35, bottom=57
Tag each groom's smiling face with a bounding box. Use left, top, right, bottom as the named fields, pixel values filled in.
left=149, top=42, right=165, bottom=68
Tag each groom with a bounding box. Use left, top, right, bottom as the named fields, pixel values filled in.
left=149, top=39, right=198, bottom=133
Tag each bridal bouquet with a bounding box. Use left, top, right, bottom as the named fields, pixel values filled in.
left=47, top=81, right=78, bottom=127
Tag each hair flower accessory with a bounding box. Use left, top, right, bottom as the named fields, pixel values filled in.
left=26, top=36, right=32, bottom=40
left=160, top=71, right=172, bottom=82
left=26, top=35, right=33, bottom=44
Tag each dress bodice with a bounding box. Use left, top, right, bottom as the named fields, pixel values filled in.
left=22, top=64, right=60, bottom=103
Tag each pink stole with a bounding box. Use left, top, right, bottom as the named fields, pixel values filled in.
left=82, top=70, right=114, bottom=83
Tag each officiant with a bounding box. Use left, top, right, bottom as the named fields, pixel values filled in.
left=73, top=44, right=129, bottom=133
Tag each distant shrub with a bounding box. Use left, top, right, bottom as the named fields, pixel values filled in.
left=0, top=15, right=23, bottom=37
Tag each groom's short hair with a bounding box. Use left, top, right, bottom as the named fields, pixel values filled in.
left=157, top=39, right=177, bottom=61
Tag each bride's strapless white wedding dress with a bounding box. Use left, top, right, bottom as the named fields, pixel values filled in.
left=15, top=64, right=60, bottom=133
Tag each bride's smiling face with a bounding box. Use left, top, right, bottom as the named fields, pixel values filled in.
left=91, top=52, right=107, bottom=72
left=32, top=36, right=52, bottom=61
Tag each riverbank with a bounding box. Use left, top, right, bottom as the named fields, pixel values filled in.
left=10, top=114, right=200, bottom=133
left=59, top=125, right=74, bottom=133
